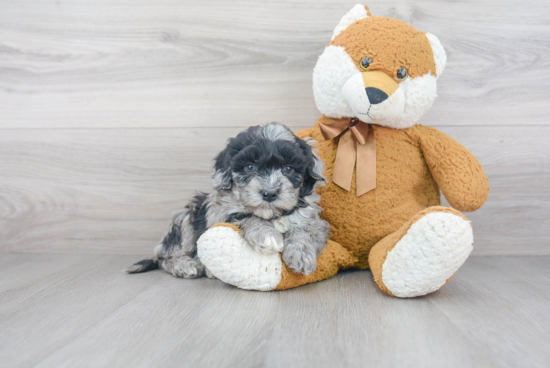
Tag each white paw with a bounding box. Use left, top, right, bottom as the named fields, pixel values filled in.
left=197, top=227, right=282, bottom=291
left=262, top=235, right=284, bottom=254
left=382, top=212, right=473, bottom=298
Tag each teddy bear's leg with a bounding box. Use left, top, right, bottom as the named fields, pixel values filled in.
left=276, top=238, right=357, bottom=290
left=197, top=223, right=356, bottom=291
left=368, top=206, right=473, bottom=298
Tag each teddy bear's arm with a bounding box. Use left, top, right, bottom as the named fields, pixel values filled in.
left=417, top=126, right=489, bottom=212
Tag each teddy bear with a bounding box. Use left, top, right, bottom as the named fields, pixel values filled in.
left=196, top=4, right=489, bottom=297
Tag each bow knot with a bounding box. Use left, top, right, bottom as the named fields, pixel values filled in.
left=319, top=118, right=376, bottom=196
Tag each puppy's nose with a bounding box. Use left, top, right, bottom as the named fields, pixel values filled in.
left=365, top=87, right=388, bottom=104
left=262, top=190, right=278, bottom=202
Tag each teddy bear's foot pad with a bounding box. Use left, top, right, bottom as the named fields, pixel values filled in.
left=381, top=212, right=473, bottom=298
left=197, top=225, right=282, bottom=291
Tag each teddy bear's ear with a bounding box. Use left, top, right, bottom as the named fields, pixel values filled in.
left=331, top=4, right=371, bottom=41
left=425, top=32, right=447, bottom=78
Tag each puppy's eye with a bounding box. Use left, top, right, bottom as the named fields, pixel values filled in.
left=282, top=166, right=294, bottom=175
left=360, top=57, right=372, bottom=70
left=396, top=68, right=408, bottom=80
left=245, top=164, right=256, bottom=173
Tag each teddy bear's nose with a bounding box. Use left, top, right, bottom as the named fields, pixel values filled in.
left=365, top=87, right=388, bottom=104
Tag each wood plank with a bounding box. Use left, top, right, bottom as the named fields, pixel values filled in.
left=0, top=253, right=97, bottom=294
left=438, top=126, right=550, bottom=256
left=34, top=271, right=280, bottom=368
left=1, top=0, right=549, bottom=129
left=263, top=270, right=498, bottom=368
left=0, top=255, right=548, bottom=367
left=428, top=256, right=550, bottom=368
left=0, top=255, right=164, bottom=367
left=1, top=125, right=548, bottom=255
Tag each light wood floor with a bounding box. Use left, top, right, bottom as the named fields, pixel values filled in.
left=1, top=1, right=549, bottom=366
left=0, top=254, right=548, bottom=368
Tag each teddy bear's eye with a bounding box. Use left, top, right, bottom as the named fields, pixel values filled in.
left=360, top=57, right=372, bottom=70
left=396, top=68, right=408, bottom=80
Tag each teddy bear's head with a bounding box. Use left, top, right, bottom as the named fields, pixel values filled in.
left=313, top=4, right=446, bottom=129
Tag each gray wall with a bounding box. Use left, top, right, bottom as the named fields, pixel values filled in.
left=1, top=0, right=548, bottom=255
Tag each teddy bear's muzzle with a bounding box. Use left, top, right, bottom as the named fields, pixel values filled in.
left=362, top=71, right=399, bottom=100
left=342, top=71, right=405, bottom=124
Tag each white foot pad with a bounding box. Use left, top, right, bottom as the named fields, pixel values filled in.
left=382, top=212, right=473, bottom=298
left=197, top=226, right=282, bottom=291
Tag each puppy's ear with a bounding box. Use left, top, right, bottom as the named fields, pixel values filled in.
left=299, top=138, right=326, bottom=196
left=213, top=148, right=233, bottom=191
left=213, top=126, right=260, bottom=191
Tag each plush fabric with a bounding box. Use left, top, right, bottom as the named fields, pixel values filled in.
left=330, top=15, right=437, bottom=80
left=275, top=239, right=357, bottom=290
left=367, top=206, right=470, bottom=296
left=294, top=120, right=489, bottom=271
left=197, top=4, right=489, bottom=297
left=197, top=224, right=283, bottom=291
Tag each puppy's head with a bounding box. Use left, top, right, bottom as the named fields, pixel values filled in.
left=213, top=123, right=325, bottom=220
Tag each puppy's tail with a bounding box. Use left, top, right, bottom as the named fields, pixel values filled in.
left=125, top=208, right=188, bottom=274
left=124, top=258, right=159, bottom=273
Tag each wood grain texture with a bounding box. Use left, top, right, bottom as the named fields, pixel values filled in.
left=1, top=0, right=549, bottom=255
left=0, top=254, right=548, bottom=368
left=1, top=0, right=549, bottom=128
left=0, top=254, right=165, bottom=367
left=264, top=271, right=497, bottom=368
left=1, top=125, right=549, bottom=255
left=428, top=256, right=550, bottom=368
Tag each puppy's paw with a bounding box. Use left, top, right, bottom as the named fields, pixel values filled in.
left=163, top=257, right=205, bottom=279
left=282, top=242, right=317, bottom=275
left=259, top=232, right=285, bottom=254
left=242, top=225, right=284, bottom=255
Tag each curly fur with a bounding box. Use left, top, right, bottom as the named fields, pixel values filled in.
left=126, top=122, right=330, bottom=277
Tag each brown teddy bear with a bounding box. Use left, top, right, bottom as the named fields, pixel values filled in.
left=197, top=4, right=489, bottom=297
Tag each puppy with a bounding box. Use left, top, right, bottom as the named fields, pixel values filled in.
left=126, top=122, right=330, bottom=278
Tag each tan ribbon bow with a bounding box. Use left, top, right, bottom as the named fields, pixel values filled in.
left=320, top=118, right=376, bottom=196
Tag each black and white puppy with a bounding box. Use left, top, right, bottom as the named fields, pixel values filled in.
left=126, top=122, right=330, bottom=278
